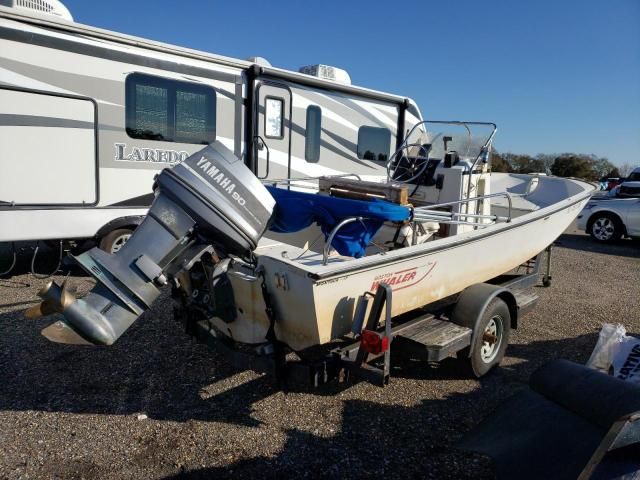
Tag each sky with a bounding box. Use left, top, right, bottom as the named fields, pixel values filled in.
left=63, top=0, right=640, bottom=166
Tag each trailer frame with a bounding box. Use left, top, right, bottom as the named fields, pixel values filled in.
left=179, top=245, right=553, bottom=389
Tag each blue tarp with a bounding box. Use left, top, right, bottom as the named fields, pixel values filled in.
left=266, top=186, right=411, bottom=258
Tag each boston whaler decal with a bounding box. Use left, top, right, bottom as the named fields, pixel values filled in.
left=370, top=262, right=436, bottom=292
left=115, top=143, right=189, bottom=164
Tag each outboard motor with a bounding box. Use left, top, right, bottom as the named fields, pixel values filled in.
left=27, top=142, right=275, bottom=345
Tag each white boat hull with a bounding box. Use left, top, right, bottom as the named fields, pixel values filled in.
left=215, top=175, right=593, bottom=351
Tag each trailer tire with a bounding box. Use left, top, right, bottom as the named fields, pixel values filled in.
left=457, top=298, right=511, bottom=378
left=98, top=228, right=133, bottom=254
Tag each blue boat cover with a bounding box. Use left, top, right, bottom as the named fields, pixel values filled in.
left=266, top=186, right=411, bottom=258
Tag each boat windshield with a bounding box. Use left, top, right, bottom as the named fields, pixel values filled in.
left=405, top=121, right=497, bottom=162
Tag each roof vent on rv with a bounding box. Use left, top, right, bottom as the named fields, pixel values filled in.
left=0, top=0, right=73, bottom=21
left=298, top=64, right=351, bottom=85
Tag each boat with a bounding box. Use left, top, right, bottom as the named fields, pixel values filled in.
left=29, top=120, right=596, bottom=384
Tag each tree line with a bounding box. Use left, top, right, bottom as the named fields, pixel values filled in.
left=490, top=151, right=634, bottom=181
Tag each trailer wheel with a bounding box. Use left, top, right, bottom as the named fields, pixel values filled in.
left=458, top=298, right=511, bottom=378
left=98, top=228, right=133, bottom=254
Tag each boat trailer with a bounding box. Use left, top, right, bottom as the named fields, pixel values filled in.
left=180, top=246, right=553, bottom=389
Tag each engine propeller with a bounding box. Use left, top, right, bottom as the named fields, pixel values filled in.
left=25, top=280, right=74, bottom=319
left=25, top=280, right=92, bottom=345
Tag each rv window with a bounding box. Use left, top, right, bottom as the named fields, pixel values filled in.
left=126, top=73, right=216, bottom=144
left=305, top=106, right=322, bottom=163
left=175, top=89, right=216, bottom=144
left=357, top=126, right=391, bottom=162
left=264, top=97, right=284, bottom=139
left=129, top=82, right=170, bottom=141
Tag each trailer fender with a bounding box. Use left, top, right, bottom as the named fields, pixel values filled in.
left=451, top=283, right=518, bottom=360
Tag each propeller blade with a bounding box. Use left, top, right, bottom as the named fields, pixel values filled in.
left=25, top=280, right=78, bottom=320
left=24, top=299, right=61, bottom=319
left=59, top=279, right=77, bottom=308
left=41, top=320, right=92, bottom=345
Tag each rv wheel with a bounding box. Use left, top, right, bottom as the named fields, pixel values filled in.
left=460, top=298, right=511, bottom=378
left=99, top=228, right=133, bottom=254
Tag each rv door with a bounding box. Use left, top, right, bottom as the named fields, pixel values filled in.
left=255, top=83, right=291, bottom=180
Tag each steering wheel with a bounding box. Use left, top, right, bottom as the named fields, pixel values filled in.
left=387, top=143, right=432, bottom=184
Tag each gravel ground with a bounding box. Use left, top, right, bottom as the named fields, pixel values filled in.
left=0, top=225, right=638, bottom=479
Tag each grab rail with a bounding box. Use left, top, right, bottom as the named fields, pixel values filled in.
left=321, top=192, right=517, bottom=264
left=413, top=211, right=510, bottom=224
left=413, top=191, right=516, bottom=223
left=323, top=217, right=364, bottom=265
left=253, top=136, right=270, bottom=179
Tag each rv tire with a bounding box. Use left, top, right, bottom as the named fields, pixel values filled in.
left=99, top=228, right=133, bottom=254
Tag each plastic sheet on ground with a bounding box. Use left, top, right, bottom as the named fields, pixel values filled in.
left=587, top=323, right=640, bottom=384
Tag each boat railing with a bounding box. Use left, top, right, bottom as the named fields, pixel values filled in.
left=413, top=191, right=516, bottom=224
left=322, top=217, right=365, bottom=265
left=321, top=191, right=518, bottom=265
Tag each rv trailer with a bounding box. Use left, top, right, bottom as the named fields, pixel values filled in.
left=0, top=0, right=423, bottom=256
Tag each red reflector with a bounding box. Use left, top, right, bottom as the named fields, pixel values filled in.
left=360, top=330, right=389, bottom=354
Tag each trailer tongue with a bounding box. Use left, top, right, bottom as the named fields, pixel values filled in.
left=27, top=141, right=275, bottom=345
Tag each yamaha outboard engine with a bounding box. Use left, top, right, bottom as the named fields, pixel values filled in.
left=28, top=142, right=275, bottom=345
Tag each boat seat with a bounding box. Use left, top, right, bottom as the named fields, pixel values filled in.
left=318, top=176, right=410, bottom=205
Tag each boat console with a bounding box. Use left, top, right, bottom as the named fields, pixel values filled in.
left=259, top=120, right=501, bottom=262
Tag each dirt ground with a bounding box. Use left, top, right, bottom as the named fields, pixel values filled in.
left=0, top=224, right=639, bottom=479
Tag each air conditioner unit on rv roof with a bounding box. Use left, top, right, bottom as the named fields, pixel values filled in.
left=299, top=64, right=351, bottom=85
left=0, top=0, right=73, bottom=21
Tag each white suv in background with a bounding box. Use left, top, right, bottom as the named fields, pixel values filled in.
left=576, top=167, right=640, bottom=243
left=623, top=166, right=640, bottom=185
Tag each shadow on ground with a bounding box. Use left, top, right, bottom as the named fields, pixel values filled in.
left=157, top=334, right=600, bottom=479
left=0, top=240, right=613, bottom=478
left=0, top=279, right=599, bottom=428
left=0, top=292, right=281, bottom=427
left=0, top=267, right=606, bottom=478
left=557, top=233, right=640, bottom=259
